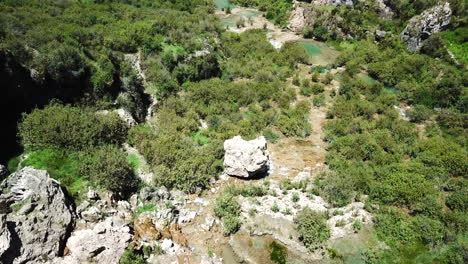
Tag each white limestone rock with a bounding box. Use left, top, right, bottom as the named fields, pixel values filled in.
left=223, top=136, right=270, bottom=178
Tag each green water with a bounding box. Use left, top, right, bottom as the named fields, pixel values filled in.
left=214, top=0, right=236, bottom=10
left=222, top=17, right=238, bottom=28
left=299, top=41, right=322, bottom=56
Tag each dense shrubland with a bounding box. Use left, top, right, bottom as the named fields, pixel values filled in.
left=320, top=38, right=467, bottom=262
left=2, top=0, right=467, bottom=262
left=5, top=1, right=312, bottom=198
left=18, top=104, right=139, bottom=199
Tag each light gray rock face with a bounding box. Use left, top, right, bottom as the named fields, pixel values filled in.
left=375, top=0, right=394, bottom=19
left=312, top=0, right=353, bottom=6
left=0, top=215, right=11, bottom=258
left=401, top=2, right=452, bottom=52
left=223, top=136, right=270, bottom=178
left=57, top=216, right=132, bottom=264
left=289, top=2, right=306, bottom=32
left=0, top=167, right=74, bottom=264
left=0, top=165, right=7, bottom=178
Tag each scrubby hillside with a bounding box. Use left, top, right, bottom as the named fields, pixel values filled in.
left=0, top=0, right=466, bottom=263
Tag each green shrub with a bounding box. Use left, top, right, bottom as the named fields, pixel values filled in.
left=270, top=241, right=287, bottom=264
left=215, top=192, right=242, bottom=235
left=294, top=208, right=330, bottom=250
left=311, top=84, right=325, bottom=94
left=314, top=171, right=355, bottom=207
left=119, top=244, right=145, bottom=264
left=446, top=190, right=468, bottom=212
left=300, top=85, right=313, bottom=97
left=222, top=215, right=241, bottom=235
left=148, top=136, right=223, bottom=192
left=263, top=128, right=280, bottom=143
left=225, top=185, right=268, bottom=197
left=312, top=95, right=325, bottom=107
left=276, top=101, right=311, bottom=137
left=407, top=105, right=432, bottom=123
left=79, top=145, right=139, bottom=197
left=374, top=207, right=416, bottom=247
left=19, top=104, right=128, bottom=151
left=353, top=220, right=362, bottom=233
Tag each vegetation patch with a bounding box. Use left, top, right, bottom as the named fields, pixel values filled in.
left=269, top=241, right=287, bottom=264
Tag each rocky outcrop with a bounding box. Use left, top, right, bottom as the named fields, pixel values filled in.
left=224, top=136, right=270, bottom=178
left=375, top=0, right=394, bottom=19
left=0, top=167, right=74, bottom=264
left=401, top=2, right=452, bottom=52
left=57, top=216, right=132, bottom=264
left=289, top=2, right=306, bottom=32
left=312, top=0, right=353, bottom=6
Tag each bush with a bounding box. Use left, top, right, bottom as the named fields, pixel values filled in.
left=407, top=105, right=432, bottom=123
left=294, top=208, right=330, bottom=250
left=215, top=192, right=242, bottom=235
left=263, top=128, right=280, bottom=143
left=119, top=244, right=145, bottom=264
left=79, top=145, right=139, bottom=197
left=147, top=135, right=223, bottom=192
left=312, top=95, right=325, bottom=107
left=19, top=104, right=128, bottom=151
left=314, top=171, right=355, bottom=207
left=276, top=101, right=311, bottom=137
left=222, top=215, right=241, bottom=235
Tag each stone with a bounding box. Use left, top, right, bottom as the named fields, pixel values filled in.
left=97, top=108, right=136, bottom=127
left=177, top=208, right=197, bottom=224
left=0, top=167, right=74, bottom=264
left=375, top=0, right=394, bottom=19
left=115, top=108, right=137, bottom=126
left=58, top=216, right=132, bottom=264
left=375, top=30, right=387, bottom=40
left=160, top=239, right=174, bottom=252
left=134, top=215, right=162, bottom=241
left=223, top=136, right=270, bottom=178
left=0, top=165, right=8, bottom=178
left=87, top=189, right=99, bottom=201
left=401, top=2, right=452, bottom=52
left=81, top=206, right=102, bottom=223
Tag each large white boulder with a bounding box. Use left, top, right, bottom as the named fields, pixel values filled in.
left=223, top=136, right=270, bottom=178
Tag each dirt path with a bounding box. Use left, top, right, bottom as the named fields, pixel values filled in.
left=269, top=65, right=341, bottom=181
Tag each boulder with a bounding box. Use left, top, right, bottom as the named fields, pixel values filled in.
left=375, top=30, right=387, bottom=40
left=223, top=136, right=270, bottom=178
left=0, top=167, right=74, bottom=264
left=401, top=2, right=452, bottom=52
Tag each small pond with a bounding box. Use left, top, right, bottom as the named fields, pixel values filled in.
left=299, top=41, right=322, bottom=56
left=214, top=0, right=236, bottom=10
